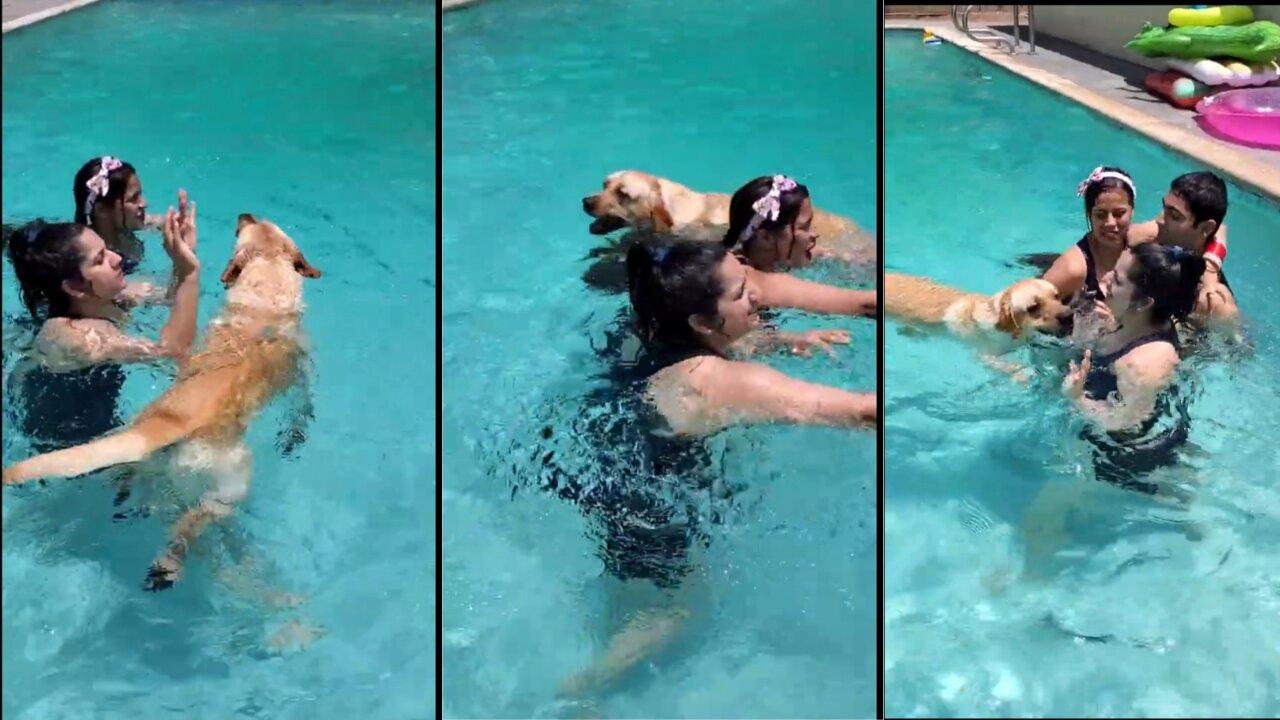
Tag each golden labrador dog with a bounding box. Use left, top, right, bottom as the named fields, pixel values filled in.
left=884, top=272, right=1072, bottom=346
left=3, top=214, right=321, bottom=590
left=582, top=169, right=869, bottom=248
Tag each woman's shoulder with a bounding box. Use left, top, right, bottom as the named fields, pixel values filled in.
left=650, top=353, right=729, bottom=387
left=35, top=317, right=118, bottom=367
left=1116, top=338, right=1180, bottom=380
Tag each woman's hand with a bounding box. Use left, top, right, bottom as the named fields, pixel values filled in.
left=1063, top=350, right=1091, bottom=400
left=176, top=189, right=197, bottom=251
left=162, top=205, right=199, bottom=277
left=785, top=329, right=850, bottom=358
left=1090, top=300, right=1118, bottom=333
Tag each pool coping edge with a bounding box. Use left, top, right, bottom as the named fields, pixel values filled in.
left=887, top=22, right=1280, bottom=203
left=441, top=0, right=486, bottom=12
left=2, top=0, right=102, bottom=33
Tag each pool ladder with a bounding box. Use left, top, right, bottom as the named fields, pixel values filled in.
left=951, top=5, right=1037, bottom=55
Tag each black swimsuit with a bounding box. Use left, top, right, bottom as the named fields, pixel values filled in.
left=6, top=316, right=126, bottom=455
left=520, top=317, right=726, bottom=589
left=1079, top=325, right=1189, bottom=494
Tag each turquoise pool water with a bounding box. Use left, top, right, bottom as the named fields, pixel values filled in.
left=2, top=3, right=434, bottom=717
left=442, top=1, right=876, bottom=716
left=885, top=32, right=1280, bottom=718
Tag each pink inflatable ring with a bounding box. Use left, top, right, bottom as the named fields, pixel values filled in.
left=1195, top=87, right=1280, bottom=150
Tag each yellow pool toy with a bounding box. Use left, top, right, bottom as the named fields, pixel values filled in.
left=1169, top=6, right=1254, bottom=28
left=923, top=30, right=941, bottom=46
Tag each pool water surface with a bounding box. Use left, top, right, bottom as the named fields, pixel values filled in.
left=2, top=3, right=435, bottom=717
left=443, top=1, right=878, bottom=717
left=885, top=31, right=1280, bottom=719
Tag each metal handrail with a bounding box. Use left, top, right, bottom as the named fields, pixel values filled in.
left=952, top=4, right=1040, bottom=55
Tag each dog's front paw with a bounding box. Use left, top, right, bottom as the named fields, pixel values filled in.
left=143, top=555, right=183, bottom=592
left=276, top=424, right=308, bottom=458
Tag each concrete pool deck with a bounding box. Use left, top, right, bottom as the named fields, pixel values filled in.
left=886, top=21, right=1280, bottom=201
left=2, top=0, right=100, bottom=32
left=441, top=0, right=485, bottom=11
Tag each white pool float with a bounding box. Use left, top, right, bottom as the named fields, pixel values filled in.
left=1164, top=57, right=1280, bottom=87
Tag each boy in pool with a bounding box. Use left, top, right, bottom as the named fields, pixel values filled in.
left=1129, top=172, right=1237, bottom=328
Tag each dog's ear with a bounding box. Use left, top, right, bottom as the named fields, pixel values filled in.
left=293, top=249, right=322, bottom=279
left=236, top=214, right=258, bottom=235
left=995, top=292, right=1021, bottom=339
left=649, top=204, right=674, bottom=233
left=221, top=250, right=249, bottom=287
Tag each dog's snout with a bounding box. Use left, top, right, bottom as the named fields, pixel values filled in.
left=582, top=196, right=596, bottom=213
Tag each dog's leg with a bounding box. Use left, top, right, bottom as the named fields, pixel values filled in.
left=110, top=465, right=156, bottom=522
left=276, top=365, right=315, bottom=459
left=979, top=353, right=1033, bottom=384
left=145, top=444, right=253, bottom=592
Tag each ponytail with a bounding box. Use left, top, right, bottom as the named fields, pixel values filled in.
left=6, top=220, right=87, bottom=320
left=625, top=239, right=728, bottom=349
left=1128, top=243, right=1207, bottom=324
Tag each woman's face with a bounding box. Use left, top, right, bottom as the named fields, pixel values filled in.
left=117, top=173, right=148, bottom=231
left=1099, top=249, right=1141, bottom=317
left=745, top=197, right=817, bottom=271
left=697, top=253, right=760, bottom=343
left=1088, top=188, right=1132, bottom=246
left=67, top=228, right=128, bottom=300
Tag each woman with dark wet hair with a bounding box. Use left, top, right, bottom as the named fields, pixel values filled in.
left=534, top=237, right=875, bottom=705
left=1063, top=243, right=1208, bottom=494
left=5, top=196, right=199, bottom=459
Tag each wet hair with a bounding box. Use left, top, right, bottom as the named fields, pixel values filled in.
left=5, top=220, right=89, bottom=320
left=626, top=239, right=728, bottom=350
left=1082, top=165, right=1136, bottom=217
left=723, top=175, right=810, bottom=252
left=1169, top=171, right=1227, bottom=227
left=1127, top=243, right=1207, bottom=324
left=73, top=156, right=138, bottom=225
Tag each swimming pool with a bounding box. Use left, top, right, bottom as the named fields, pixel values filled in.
left=885, top=31, right=1280, bottom=718
left=442, top=1, right=876, bottom=716
left=2, top=3, right=434, bottom=717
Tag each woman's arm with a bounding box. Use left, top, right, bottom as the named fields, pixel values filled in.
left=35, top=265, right=199, bottom=370
left=37, top=319, right=175, bottom=368
left=652, top=356, right=876, bottom=435
left=1063, top=345, right=1179, bottom=432
left=158, top=205, right=201, bottom=357
left=728, top=328, right=850, bottom=359
left=1042, top=245, right=1087, bottom=302
left=117, top=279, right=168, bottom=307
left=750, top=268, right=877, bottom=317
left=1195, top=267, right=1240, bottom=327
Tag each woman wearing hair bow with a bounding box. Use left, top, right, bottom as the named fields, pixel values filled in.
left=71, top=155, right=182, bottom=304
left=1042, top=165, right=1142, bottom=309
left=720, top=174, right=878, bottom=319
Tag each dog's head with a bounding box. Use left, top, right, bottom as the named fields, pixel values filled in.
left=994, top=278, right=1072, bottom=339
left=220, top=213, right=322, bottom=288
left=581, top=170, right=674, bottom=235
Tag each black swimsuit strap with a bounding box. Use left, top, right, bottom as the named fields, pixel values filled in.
left=1094, top=325, right=1179, bottom=367
left=1076, top=234, right=1099, bottom=297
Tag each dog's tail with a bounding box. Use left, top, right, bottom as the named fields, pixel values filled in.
left=2, top=413, right=191, bottom=486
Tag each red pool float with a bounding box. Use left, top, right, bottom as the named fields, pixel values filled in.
left=1195, top=87, right=1280, bottom=150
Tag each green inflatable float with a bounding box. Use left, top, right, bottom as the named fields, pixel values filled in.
left=1125, top=20, right=1280, bottom=64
